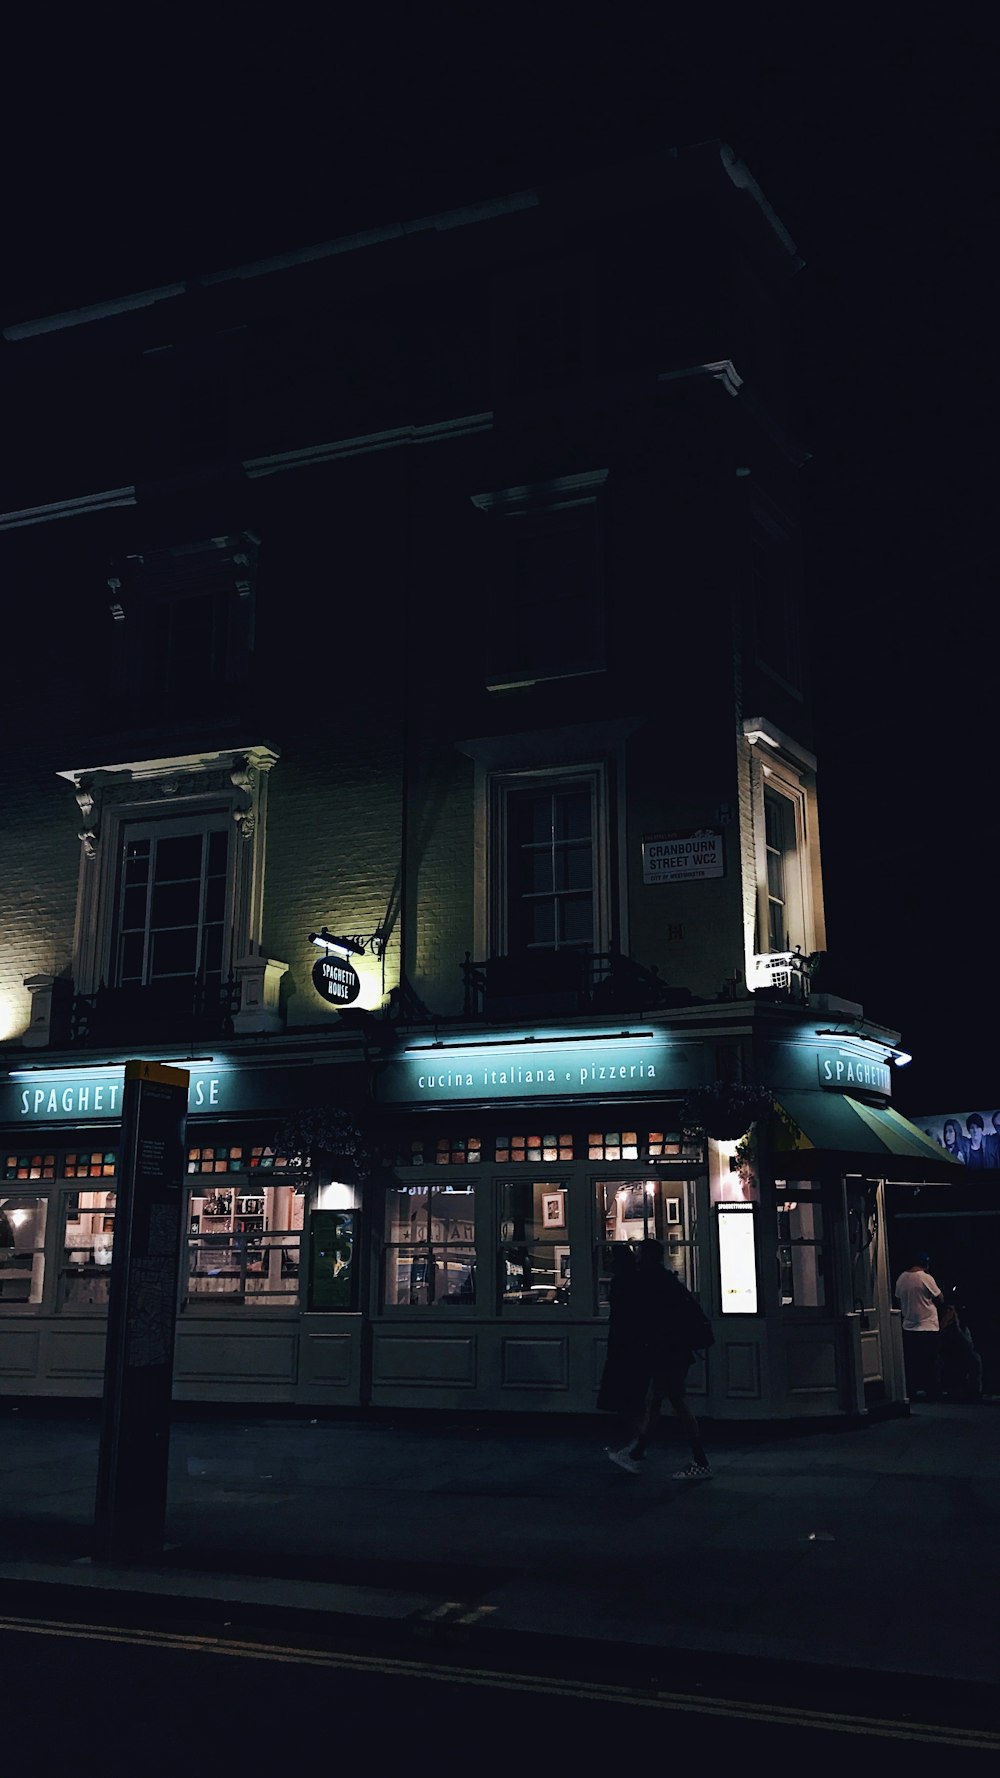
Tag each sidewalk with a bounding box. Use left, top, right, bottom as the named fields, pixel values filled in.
left=1, top=1400, right=998, bottom=1691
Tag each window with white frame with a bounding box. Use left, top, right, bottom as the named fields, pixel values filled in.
left=114, top=816, right=231, bottom=990
left=743, top=721, right=823, bottom=975
left=763, top=787, right=796, bottom=952
left=760, top=780, right=806, bottom=955
left=57, top=746, right=278, bottom=1006
left=491, top=768, right=608, bottom=960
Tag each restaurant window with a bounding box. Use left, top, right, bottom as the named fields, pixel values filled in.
left=4, top=1152, right=56, bottom=1181
left=0, top=1194, right=48, bottom=1306
left=776, top=1180, right=827, bottom=1309
left=63, top=1151, right=117, bottom=1178
left=185, top=1164, right=303, bottom=1308
left=595, top=1179, right=698, bottom=1305
left=495, top=1132, right=574, bottom=1163
left=500, top=1179, right=571, bottom=1307
left=383, top=1183, right=476, bottom=1309
left=60, top=1188, right=116, bottom=1311
left=386, top=1134, right=483, bottom=1168
left=308, top=1211, right=357, bottom=1311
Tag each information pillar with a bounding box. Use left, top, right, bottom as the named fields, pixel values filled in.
left=95, top=1060, right=188, bottom=1558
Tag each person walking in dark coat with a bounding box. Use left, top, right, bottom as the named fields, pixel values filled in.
left=597, top=1244, right=644, bottom=1426
left=605, top=1239, right=712, bottom=1480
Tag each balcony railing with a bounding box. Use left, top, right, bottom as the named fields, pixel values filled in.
left=70, top=977, right=241, bottom=1047
left=462, top=950, right=694, bottom=1021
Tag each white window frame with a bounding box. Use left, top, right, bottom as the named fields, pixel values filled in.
left=110, top=809, right=235, bottom=990
left=57, top=746, right=277, bottom=996
left=489, top=764, right=611, bottom=960
left=456, top=718, right=635, bottom=967
left=742, top=718, right=824, bottom=979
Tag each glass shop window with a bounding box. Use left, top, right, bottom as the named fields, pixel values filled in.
left=0, top=1193, right=48, bottom=1306
left=595, top=1179, right=698, bottom=1305
left=495, top=1132, right=574, bottom=1163
left=185, top=1177, right=303, bottom=1307
left=383, top=1183, right=477, bottom=1309
left=4, top=1153, right=56, bottom=1182
left=386, top=1134, right=483, bottom=1167
left=60, top=1189, right=116, bottom=1311
left=499, top=1179, right=571, bottom=1307
left=308, top=1210, right=357, bottom=1311
left=776, top=1180, right=826, bottom=1309
left=63, top=1151, right=117, bottom=1178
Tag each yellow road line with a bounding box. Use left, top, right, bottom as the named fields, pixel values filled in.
left=0, top=1614, right=995, bottom=1750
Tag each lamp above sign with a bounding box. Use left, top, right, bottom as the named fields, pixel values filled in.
left=312, top=956, right=361, bottom=1007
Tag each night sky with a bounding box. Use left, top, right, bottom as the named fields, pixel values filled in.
left=3, top=26, right=996, bottom=1116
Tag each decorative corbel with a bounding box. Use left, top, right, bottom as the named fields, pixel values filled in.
left=75, top=777, right=99, bottom=860
left=231, top=756, right=257, bottom=840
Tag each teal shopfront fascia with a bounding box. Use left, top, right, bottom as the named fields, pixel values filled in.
left=0, top=1017, right=960, bottom=1419
left=0, top=1047, right=372, bottom=1407
left=364, top=1015, right=959, bottom=1422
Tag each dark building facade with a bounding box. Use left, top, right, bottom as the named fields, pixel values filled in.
left=0, top=142, right=956, bottom=1419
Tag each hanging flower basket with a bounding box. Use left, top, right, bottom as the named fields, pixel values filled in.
left=273, top=1106, right=371, bottom=1180
left=680, top=1081, right=774, bottom=1141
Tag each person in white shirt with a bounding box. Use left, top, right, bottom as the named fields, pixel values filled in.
left=894, top=1253, right=945, bottom=1400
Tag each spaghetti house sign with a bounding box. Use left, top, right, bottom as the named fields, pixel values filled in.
left=3, top=1063, right=298, bottom=1123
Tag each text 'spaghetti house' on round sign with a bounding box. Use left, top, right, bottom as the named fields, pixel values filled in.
left=312, top=955, right=361, bottom=1007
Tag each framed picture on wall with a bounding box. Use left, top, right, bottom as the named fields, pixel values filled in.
left=541, top=1190, right=566, bottom=1229
left=666, top=1197, right=681, bottom=1225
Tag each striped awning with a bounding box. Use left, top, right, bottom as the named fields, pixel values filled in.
left=770, top=1093, right=963, bottom=1181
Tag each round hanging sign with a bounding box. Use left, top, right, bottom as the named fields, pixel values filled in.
left=312, top=955, right=361, bottom=1007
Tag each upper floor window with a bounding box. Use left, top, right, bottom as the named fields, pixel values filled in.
left=491, top=253, right=594, bottom=397
left=114, top=817, right=231, bottom=990
left=56, top=747, right=279, bottom=1020
left=764, top=787, right=795, bottom=952
left=505, top=780, right=594, bottom=953
left=106, top=534, right=258, bottom=722
left=144, top=583, right=234, bottom=703
left=750, top=507, right=802, bottom=694
left=471, top=471, right=608, bottom=691
left=491, top=767, right=608, bottom=960
left=743, top=719, right=825, bottom=986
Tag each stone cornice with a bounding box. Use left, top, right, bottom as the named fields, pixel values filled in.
left=243, top=412, right=493, bottom=478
